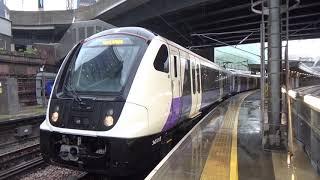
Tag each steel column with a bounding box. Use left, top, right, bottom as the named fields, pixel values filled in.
left=260, top=17, right=265, bottom=141
left=268, top=0, right=282, bottom=145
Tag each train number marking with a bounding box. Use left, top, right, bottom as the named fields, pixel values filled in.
left=152, top=136, right=161, bottom=146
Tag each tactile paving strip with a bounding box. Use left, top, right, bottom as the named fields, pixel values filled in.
left=200, top=93, right=250, bottom=180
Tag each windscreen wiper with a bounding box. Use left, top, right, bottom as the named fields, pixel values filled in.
left=64, top=82, right=83, bottom=104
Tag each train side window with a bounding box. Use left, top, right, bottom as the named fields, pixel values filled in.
left=192, top=62, right=196, bottom=94
left=213, top=70, right=219, bottom=89
left=174, top=56, right=178, bottom=77
left=201, top=65, right=207, bottom=91
left=183, top=60, right=191, bottom=96
left=153, top=45, right=169, bottom=73
left=197, top=64, right=200, bottom=93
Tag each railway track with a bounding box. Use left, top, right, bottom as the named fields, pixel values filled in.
left=0, top=142, right=45, bottom=179
left=0, top=156, right=44, bottom=180
left=0, top=115, right=45, bottom=149
left=0, top=143, right=40, bottom=165
left=0, top=136, right=39, bottom=150
left=0, top=115, right=46, bottom=179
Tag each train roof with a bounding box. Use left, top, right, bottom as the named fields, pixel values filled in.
left=86, top=27, right=258, bottom=77
left=155, top=36, right=229, bottom=73
left=226, top=69, right=259, bottom=78
left=87, top=27, right=156, bottom=41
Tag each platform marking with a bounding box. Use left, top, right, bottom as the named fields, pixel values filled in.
left=200, top=92, right=252, bottom=180
left=145, top=104, right=221, bottom=180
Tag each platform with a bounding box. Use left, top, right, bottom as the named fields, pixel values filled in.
left=146, top=91, right=319, bottom=180
left=0, top=105, right=45, bottom=122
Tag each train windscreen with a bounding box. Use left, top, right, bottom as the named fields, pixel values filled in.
left=63, top=34, right=147, bottom=94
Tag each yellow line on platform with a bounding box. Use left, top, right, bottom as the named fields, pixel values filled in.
left=200, top=92, right=252, bottom=180
left=229, top=99, right=241, bottom=180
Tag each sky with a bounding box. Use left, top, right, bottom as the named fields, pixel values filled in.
left=287, top=39, right=320, bottom=60
left=215, top=38, right=320, bottom=66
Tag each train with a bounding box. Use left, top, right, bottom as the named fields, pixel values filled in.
left=40, top=27, right=259, bottom=175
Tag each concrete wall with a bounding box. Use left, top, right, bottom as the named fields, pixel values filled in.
left=0, top=78, right=19, bottom=115
left=0, top=53, right=44, bottom=76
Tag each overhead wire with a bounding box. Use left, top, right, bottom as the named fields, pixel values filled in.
left=191, top=34, right=261, bottom=57
left=141, top=1, right=192, bottom=44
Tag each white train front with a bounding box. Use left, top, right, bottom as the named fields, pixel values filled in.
left=40, top=27, right=259, bottom=175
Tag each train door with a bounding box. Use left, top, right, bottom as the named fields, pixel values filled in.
left=169, top=45, right=182, bottom=119
left=237, top=76, right=241, bottom=92
left=219, top=71, right=223, bottom=100
left=223, top=73, right=229, bottom=96
left=189, top=56, right=198, bottom=117
left=231, top=75, right=235, bottom=93
left=195, top=58, right=202, bottom=112
left=180, top=51, right=192, bottom=119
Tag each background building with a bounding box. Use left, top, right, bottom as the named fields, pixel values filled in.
left=4, top=0, right=98, bottom=11
left=0, top=0, right=12, bottom=51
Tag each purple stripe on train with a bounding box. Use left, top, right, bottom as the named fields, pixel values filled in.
left=162, top=97, right=182, bottom=131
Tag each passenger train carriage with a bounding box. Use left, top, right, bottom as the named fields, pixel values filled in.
left=40, top=27, right=259, bottom=175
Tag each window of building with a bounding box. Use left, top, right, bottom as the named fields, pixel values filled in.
left=153, top=45, right=169, bottom=73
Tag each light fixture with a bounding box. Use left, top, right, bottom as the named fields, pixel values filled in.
left=51, top=112, right=59, bottom=122
left=50, top=106, right=59, bottom=123
left=104, top=115, right=114, bottom=127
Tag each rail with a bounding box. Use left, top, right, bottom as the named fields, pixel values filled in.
left=0, top=143, right=44, bottom=180
left=0, top=157, right=44, bottom=179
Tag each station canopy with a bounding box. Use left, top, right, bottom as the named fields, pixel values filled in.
left=107, top=0, right=320, bottom=48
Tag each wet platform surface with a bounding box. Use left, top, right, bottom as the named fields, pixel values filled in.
left=146, top=91, right=319, bottom=180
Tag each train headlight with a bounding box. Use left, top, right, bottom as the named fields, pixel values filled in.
left=50, top=106, right=60, bottom=123
left=51, top=112, right=59, bottom=122
left=104, top=115, right=114, bottom=127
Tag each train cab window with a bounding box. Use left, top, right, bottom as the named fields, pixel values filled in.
left=62, top=34, right=148, bottom=93
left=174, top=56, right=178, bottom=77
left=153, top=45, right=169, bottom=73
